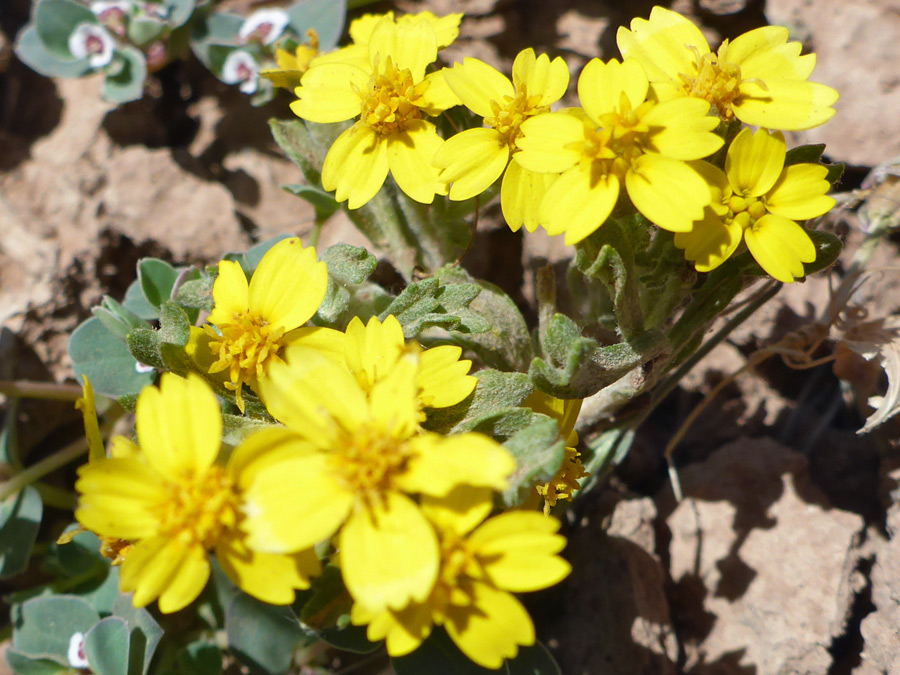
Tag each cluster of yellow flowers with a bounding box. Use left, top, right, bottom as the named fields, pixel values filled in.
left=290, top=6, right=837, bottom=283
left=73, top=238, right=574, bottom=668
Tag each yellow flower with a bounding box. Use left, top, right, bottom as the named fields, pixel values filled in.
left=74, top=374, right=320, bottom=613
left=197, top=237, right=332, bottom=413
left=244, top=349, right=515, bottom=613
left=515, top=57, right=722, bottom=244
left=617, top=6, right=838, bottom=130
left=674, top=127, right=835, bottom=283
left=433, top=48, right=569, bottom=232
left=313, top=11, right=462, bottom=70
left=291, top=15, right=460, bottom=208
left=343, top=315, right=476, bottom=410
left=523, top=392, right=588, bottom=514
left=351, top=487, right=570, bottom=668
left=260, top=28, right=320, bottom=90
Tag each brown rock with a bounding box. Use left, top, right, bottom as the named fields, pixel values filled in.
left=663, top=437, right=865, bottom=674
left=548, top=494, right=678, bottom=675
left=766, top=0, right=900, bottom=166
left=855, top=467, right=900, bottom=674
left=697, top=0, right=748, bottom=15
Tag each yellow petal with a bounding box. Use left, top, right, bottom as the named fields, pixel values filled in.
left=243, top=452, right=354, bottom=553
left=399, top=432, right=515, bottom=496
left=515, top=111, right=584, bottom=174
left=349, top=12, right=392, bottom=45
left=247, top=237, right=327, bottom=331
left=734, top=79, right=838, bottom=131
left=136, top=374, right=222, bottom=481
left=578, top=57, right=649, bottom=121
left=501, top=161, right=556, bottom=233
left=433, top=127, right=508, bottom=201
left=744, top=214, right=816, bottom=283
left=283, top=326, right=346, bottom=365
left=444, top=582, right=534, bottom=669
left=352, top=598, right=435, bottom=657
left=642, top=97, right=722, bottom=160
left=725, top=26, right=815, bottom=80
left=76, top=376, right=105, bottom=463
left=418, top=70, right=460, bottom=115
left=468, top=512, right=570, bottom=592
left=216, top=532, right=320, bottom=604
left=512, top=48, right=569, bottom=106
left=765, top=163, right=836, bottom=221
left=340, top=492, right=440, bottom=612
left=420, top=485, right=493, bottom=536
left=227, top=426, right=316, bottom=492
left=322, top=124, right=389, bottom=209
left=257, top=353, right=368, bottom=438
left=540, top=163, right=619, bottom=244
left=417, top=345, right=476, bottom=408
left=292, top=63, right=367, bottom=123
left=368, top=15, right=437, bottom=82
left=368, top=350, right=422, bottom=438
left=120, top=536, right=210, bottom=613
left=207, top=259, right=249, bottom=327
left=75, top=458, right=167, bottom=539
left=344, top=315, right=405, bottom=391
left=409, top=11, right=461, bottom=49
left=387, top=120, right=446, bottom=204
left=616, top=7, right=709, bottom=83
left=626, top=155, right=710, bottom=232
left=673, top=208, right=743, bottom=273
left=443, top=57, right=514, bottom=118
left=725, top=128, right=786, bottom=197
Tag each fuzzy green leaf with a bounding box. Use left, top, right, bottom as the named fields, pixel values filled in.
left=84, top=617, right=130, bottom=675
left=13, top=595, right=101, bottom=665
left=14, top=25, right=90, bottom=78
left=282, top=184, right=340, bottom=225
left=103, top=46, right=148, bottom=103
left=0, top=486, right=43, bottom=579
left=226, top=594, right=306, bottom=674
left=423, top=369, right=533, bottom=435
left=111, top=595, right=163, bottom=675
left=501, top=415, right=566, bottom=508
left=436, top=266, right=532, bottom=372
left=286, top=0, right=347, bottom=50
left=34, top=0, right=96, bottom=60
left=72, top=318, right=155, bottom=398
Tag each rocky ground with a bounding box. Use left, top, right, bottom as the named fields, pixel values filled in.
left=2, top=0, right=900, bottom=673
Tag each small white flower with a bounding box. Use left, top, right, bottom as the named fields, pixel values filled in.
left=68, top=632, right=89, bottom=669
left=138, top=1, right=169, bottom=19
left=238, top=8, right=289, bottom=45
left=68, top=22, right=116, bottom=69
left=135, top=361, right=155, bottom=374
left=221, top=50, right=259, bottom=94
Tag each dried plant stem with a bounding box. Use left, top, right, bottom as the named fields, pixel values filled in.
left=0, top=380, right=83, bottom=401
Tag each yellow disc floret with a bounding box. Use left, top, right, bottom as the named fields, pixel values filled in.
left=157, top=465, right=238, bottom=550
left=360, top=57, right=427, bottom=136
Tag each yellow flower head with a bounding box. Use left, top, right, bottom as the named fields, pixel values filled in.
left=260, top=28, right=320, bottom=90
left=291, top=15, right=460, bottom=208
left=433, top=48, right=569, bottom=232
left=198, top=237, right=330, bottom=412
left=516, top=57, right=723, bottom=244
left=523, top=391, right=588, bottom=514
left=244, top=350, right=515, bottom=613
left=351, top=486, right=570, bottom=668
left=617, top=6, right=838, bottom=130
left=314, top=11, right=462, bottom=70
left=674, top=127, right=835, bottom=282
left=74, top=373, right=320, bottom=613
left=342, top=314, right=476, bottom=410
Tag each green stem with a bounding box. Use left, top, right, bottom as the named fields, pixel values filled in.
left=308, top=219, right=324, bottom=249
left=0, top=436, right=89, bottom=503
left=34, top=483, right=77, bottom=510
left=0, top=380, right=83, bottom=401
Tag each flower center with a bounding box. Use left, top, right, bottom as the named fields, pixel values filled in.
left=157, top=465, right=238, bottom=550
left=536, top=446, right=589, bottom=515
left=332, top=424, right=413, bottom=506
left=682, top=45, right=742, bottom=120
left=360, top=57, right=427, bottom=136
left=726, top=193, right=768, bottom=230
left=486, top=84, right=548, bottom=151
left=205, top=312, right=286, bottom=411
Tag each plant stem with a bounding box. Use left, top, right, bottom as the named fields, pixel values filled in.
left=0, top=380, right=83, bottom=401
left=0, top=436, right=89, bottom=503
